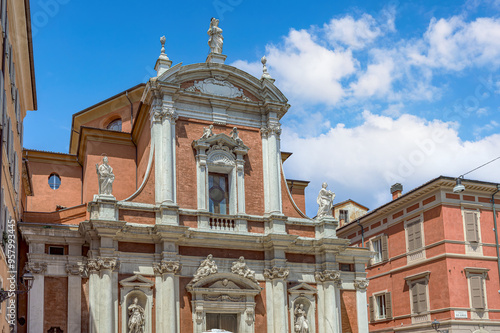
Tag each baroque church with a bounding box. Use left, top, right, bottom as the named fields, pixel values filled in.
left=18, top=19, right=371, bottom=333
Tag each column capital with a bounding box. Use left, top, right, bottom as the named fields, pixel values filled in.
left=151, top=105, right=178, bottom=124
left=315, top=269, right=341, bottom=286
left=260, top=124, right=281, bottom=138
left=263, top=266, right=289, bottom=280
left=153, top=260, right=182, bottom=275
left=25, top=261, right=47, bottom=275
left=87, top=257, right=118, bottom=272
left=66, top=263, right=82, bottom=276
left=354, top=279, right=369, bottom=290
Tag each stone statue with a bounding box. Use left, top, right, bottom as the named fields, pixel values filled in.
left=294, top=303, right=309, bottom=333
left=207, top=18, right=223, bottom=54
left=192, top=254, right=218, bottom=283
left=128, top=297, right=145, bottom=333
left=231, top=256, right=257, bottom=282
left=96, top=156, right=115, bottom=195
left=316, top=182, right=335, bottom=219
left=201, top=125, right=214, bottom=140
left=230, top=127, right=243, bottom=145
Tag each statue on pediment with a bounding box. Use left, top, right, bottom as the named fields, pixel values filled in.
left=230, top=127, right=244, bottom=146
left=96, top=156, right=115, bottom=195
left=208, top=18, right=223, bottom=54
left=201, top=125, right=214, bottom=140
left=231, top=256, right=257, bottom=283
left=193, top=254, right=218, bottom=283
left=316, top=182, right=335, bottom=219
left=128, top=297, right=145, bottom=333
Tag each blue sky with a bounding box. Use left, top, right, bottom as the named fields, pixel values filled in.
left=25, top=0, right=500, bottom=216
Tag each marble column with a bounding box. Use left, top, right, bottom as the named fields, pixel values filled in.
left=354, top=279, right=369, bottom=333
left=315, top=270, right=342, bottom=333
left=66, top=264, right=82, bottom=333
left=261, top=124, right=282, bottom=215
left=26, top=262, right=46, bottom=333
left=88, top=257, right=117, bottom=333
left=154, top=260, right=181, bottom=333
left=264, top=267, right=289, bottom=333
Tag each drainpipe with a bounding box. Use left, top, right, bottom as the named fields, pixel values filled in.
left=357, top=219, right=365, bottom=248
left=125, top=91, right=138, bottom=188
left=492, top=185, right=500, bottom=292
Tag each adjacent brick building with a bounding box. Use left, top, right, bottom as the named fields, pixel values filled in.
left=337, top=177, right=500, bottom=332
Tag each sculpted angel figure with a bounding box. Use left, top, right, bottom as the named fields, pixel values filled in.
left=96, top=156, right=115, bottom=195
left=128, top=297, right=145, bottom=333
left=207, top=18, right=223, bottom=54
left=316, top=182, right=335, bottom=219
left=230, top=127, right=243, bottom=145
left=201, top=124, right=214, bottom=140
left=231, top=256, right=256, bottom=282
left=192, top=254, right=218, bottom=283
left=294, top=303, right=309, bottom=333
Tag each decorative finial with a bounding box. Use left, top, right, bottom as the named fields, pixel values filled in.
left=160, top=35, right=166, bottom=55
left=261, top=56, right=272, bottom=80
left=155, top=35, right=172, bottom=76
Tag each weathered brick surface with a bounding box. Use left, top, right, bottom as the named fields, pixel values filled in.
left=119, top=209, right=155, bottom=224
left=44, top=277, right=68, bottom=332
left=340, top=290, right=357, bottom=333
left=179, top=246, right=265, bottom=260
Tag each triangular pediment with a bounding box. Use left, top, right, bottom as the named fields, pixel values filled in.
left=119, top=274, right=154, bottom=288
left=288, top=282, right=317, bottom=294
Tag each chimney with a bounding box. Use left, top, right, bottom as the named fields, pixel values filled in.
left=391, top=183, right=403, bottom=200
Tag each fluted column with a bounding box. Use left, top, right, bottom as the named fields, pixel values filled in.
left=264, top=266, right=289, bottom=333
left=88, top=257, right=118, bottom=333
left=315, top=270, right=342, bottom=333
left=154, top=260, right=182, bottom=333
left=26, top=262, right=47, bottom=333
left=354, top=279, right=369, bottom=333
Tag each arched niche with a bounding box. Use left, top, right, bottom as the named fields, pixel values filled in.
left=120, top=274, right=154, bottom=333
left=288, top=283, right=317, bottom=333
left=186, top=272, right=261, bottom=333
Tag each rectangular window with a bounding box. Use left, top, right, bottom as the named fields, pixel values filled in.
left=339, top=263, right=354, bottom=272
left=464, top=210, right=480, bottom=243
left=369, top=234, right=388, bottom=265
left=339, top=209, right=349, bottom=224
left=373, top=238, right=383, bottom=263
left=407, top=219, right=423, bottom=252
left=470, top=275, right=485, bottom=309
left=369, top=292, right=392, bottom=322
left=411, top=280, right=428, bottom=314
left=206, top=313, right=237, bottom=332
left=208, top=173, right=229, bottom=215
left=48, top=246, right=65, bottom=255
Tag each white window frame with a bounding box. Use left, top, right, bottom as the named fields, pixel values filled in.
left=368, top=234, right=388, bottom=265
left=375, top=293, right=386, bottom=320
left=404, top=215, right=426, bottom=263
left=461, top=207, right=483, bottom=255
left=465, top=267, right=489, bottom=319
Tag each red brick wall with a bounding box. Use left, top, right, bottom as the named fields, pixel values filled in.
left=118, top=210, right=155, bottom=224
left=341, top=290, right=357, bottom=333
left=180, top=277, right=193, bottom=332
left=44, top=277, right=68, bottom=332
left=81, top=278, right=89, bottom=333
left=255, top=282, right=267, bottom=332
left=179, top=247, right=265, bottom=260
left=118, top=242, right=156, bottom=253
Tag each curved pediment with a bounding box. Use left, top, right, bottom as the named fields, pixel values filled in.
left=187, top=272, right=261, bottom=293
left=158, top=62, right=289, bottom=106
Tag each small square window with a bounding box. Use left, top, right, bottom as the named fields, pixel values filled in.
left=339, top=263, right=354, bottom=272
left=339, top=209, right=349, bottom=224
left=48, top=246, right=65, bottom=255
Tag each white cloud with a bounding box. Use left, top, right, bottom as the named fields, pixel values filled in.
left=265, top=29, right=357, bottom=105
left=350, top=52, right=395, bottom=97
left=324, top=14, right=382, bottom=50
left=282, top=112, right=500, bottom=213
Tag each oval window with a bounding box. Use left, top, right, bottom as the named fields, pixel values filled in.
left=48, top=173, right=61, bottom=190
left=107, top=118, right=122, bottom=131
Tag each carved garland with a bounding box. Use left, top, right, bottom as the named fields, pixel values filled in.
left=153, top=260, right=182, bottom=275
left=263, top=266, right=289, bottom=280
left=87, top=257, right=118, bottom=272
left=314, top=270, right=342, bottom=286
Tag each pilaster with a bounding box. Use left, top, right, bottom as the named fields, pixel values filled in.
left=66, top=263, right=82, bottom=333
left=26, top=262, right=47, bottom=333
left=154, top=260, right=182, bottom=333
left=264, top=266, right=289, bottom=333
left=315, top=270, right=342, bottom=333
left=261, top=122, right=282, bottom=215
left=354, top=279, right=369, bottom=333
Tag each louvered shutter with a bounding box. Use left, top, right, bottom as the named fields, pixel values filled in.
left=14, top=152, right=19, bottom=193
left=417, top=282, right=427, bottom=313
left=465, top=211, right=479, bottom=243
left=411, top=282, right=419, bottom=313
left=15, top=89, right=21, bottom=134
left=369, top=296, right=375, bottom=322
left=366, top=241, right=372, bottom=266
left=0, top=0, right=6, bottom=36
left=470, top=275, right=485, bottom=309
left=407, top=222, right=415, bottom=251
left=385, top=292, right=392, bottom=319
left=414, top=221, right=423, bottom=249
left=0, top=72, right=4, bottom=123
left=382, top=234, right=389, bottom=261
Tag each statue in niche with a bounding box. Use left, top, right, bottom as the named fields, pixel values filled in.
left=96, top=156, right=115, bottom=195
left=192, top=254, right=218, bottom=283
left=207, top=17, right=223, bottom=54
left=294, top=303, right=309, bottom=333
left=127, top=297, right=145, bottom=333
left=316, top=182, right=335, bottom=219
left=200, top=125, right=214, bottom=140
left=231, top=256, right=257, bottom=282
left=230, top=127, right=244, bottom=145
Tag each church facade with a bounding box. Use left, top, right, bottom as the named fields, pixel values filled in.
left=18, top=20, right=370, bottom=333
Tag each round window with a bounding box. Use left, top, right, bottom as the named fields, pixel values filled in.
left=48, top=174, right=61, bottom=190
left=107, top=118, right=122, bottom=131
